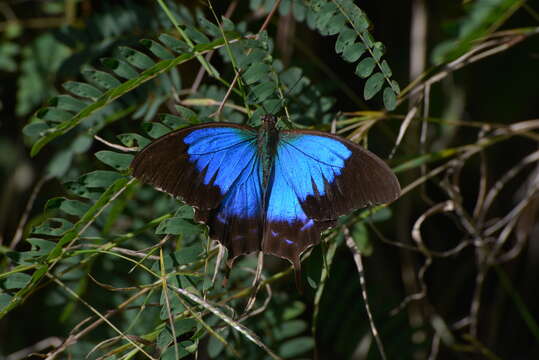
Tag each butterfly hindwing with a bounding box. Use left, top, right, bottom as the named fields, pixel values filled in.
left=203, top=144, right=264, bottom=260
left=131, top=123, right=264, bottom=259
left=263, top=149, right=336, bottom=272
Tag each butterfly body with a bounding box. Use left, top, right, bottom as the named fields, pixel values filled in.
left=131, top=115, right=400, bottom=281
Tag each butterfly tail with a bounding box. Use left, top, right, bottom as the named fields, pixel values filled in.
left=262, top=219, right=335, bottom=288
left=292, top=256, right=303, bottom=294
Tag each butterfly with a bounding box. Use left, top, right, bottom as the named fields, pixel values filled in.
left=130, top=114, right=400, bottom=285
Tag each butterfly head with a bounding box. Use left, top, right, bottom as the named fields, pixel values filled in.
left=262, top=113, right=278, bottom=132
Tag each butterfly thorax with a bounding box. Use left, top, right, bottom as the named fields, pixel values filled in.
left=258, top=114, right=279, bottom=189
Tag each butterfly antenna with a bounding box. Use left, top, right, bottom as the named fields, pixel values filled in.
left=270, top=73, right=306, bottom=128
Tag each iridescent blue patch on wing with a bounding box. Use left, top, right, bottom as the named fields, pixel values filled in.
left=184, top=127, right=257, bottom=194
left=277, top=133, right=352, bottom=201
left=266, top=151, right=314, bottom=226
left=216, top=152, right=263, bottom=218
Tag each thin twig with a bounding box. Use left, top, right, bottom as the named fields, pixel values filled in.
left=171, top=284, right=282, bottom=360
left=46, top=275, right=155, bottom=360
left=208, top=0, right=282, bottom=118
left=344, top=228, right=387, bottom=360
left=94, top=135, right=137, bottom=152
left=10, top=175, right=51, bottom=249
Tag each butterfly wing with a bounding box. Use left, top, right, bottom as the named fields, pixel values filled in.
left=130, top=124, right=264, bottom=259
left=263, top=130, right=400, bottom=275
left=279, top=130, right=401, bottom=219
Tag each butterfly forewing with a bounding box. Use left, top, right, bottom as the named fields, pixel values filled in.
left=279, top=130, right=400, bottom=219
left=202, top=145, right=264, bottom=259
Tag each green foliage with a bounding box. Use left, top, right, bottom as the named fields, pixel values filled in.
left=0, top=42, right=19, bottom=72
left=3, top=0, right=538, bottom=359
left=305, top=0, right=400, bottom=109
left=9, top=2, right=345, bottom=358
left=16, top=34, right=70, bottom=116
left=259, top=0, right=401, bottom=110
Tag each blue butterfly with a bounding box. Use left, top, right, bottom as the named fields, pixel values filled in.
left=131, top=115, right=400, bottom=283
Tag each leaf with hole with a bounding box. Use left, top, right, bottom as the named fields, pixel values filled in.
left=383, top=87, right=397, bottom=111
left=335, top=28, right=356, bottom=54
left=174, top=206, right=195, bottom=219
left=33, top=218, right=73, bottom=236
left=326, top=14, right=346, bottom=35
left=364, top=72, right=385, bottom=100
left=48, top=95, right=87, bottom=112
left=142, top=122, right=171, bottom=138
left=342, top=42, right=366, bottom=62
left=140, top=39, right=174, bottom=59
left=117, top=133, right=151, bottom=149
left=373, top=41, right=385, bottom=61
left=27, top=238, right=56, bottom=257
left=101, top=58, right=139, bottom=80
left=160, top=114, right=191, bottom=129
left=23, top=122, right=49, bottom=137
left=64, top=182, right=100, bottom=200
left=82, top=68, right=122, bottom=90
left=118, top=46, right=155, bottom=69
left=355, top=57, right=376, bottom=78
left=36, top=108, right=72, bottom=123
left=159, top=34, right=190, bottom=53
left=175, top=105, right=198, bottom=123
left=45, top=197, right=90, bottom=217
left=63, top=81, right=103, bottom=100
left=380, top=60, right=392, bottom=77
